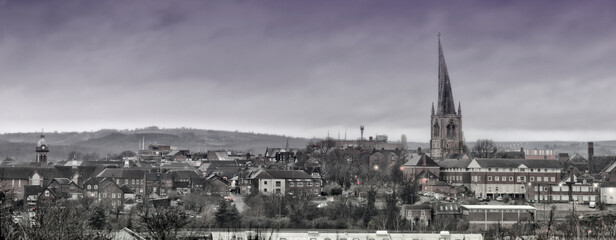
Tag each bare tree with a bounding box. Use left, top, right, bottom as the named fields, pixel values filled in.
left=471, top=139, right=498, bottom=158
left=138, top=206, right=192, bottom=240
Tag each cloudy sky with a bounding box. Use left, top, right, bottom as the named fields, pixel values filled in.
left=1, top=0, right=615, bottom=142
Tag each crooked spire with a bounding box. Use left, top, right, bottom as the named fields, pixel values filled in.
left=437, top=34, right=457, bottom=115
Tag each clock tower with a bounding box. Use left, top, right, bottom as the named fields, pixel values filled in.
left=35, top=134, right=49, bottom=163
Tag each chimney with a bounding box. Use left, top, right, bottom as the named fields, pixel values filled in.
left=369, top=136, right=373, bottom=142
left=417, top=147, right=422, bottom=155
left=588, top=142, right=594, bottom=173
left=422, top=155, right=427, bottom=166
left=569, top=167, right=575, bottom=184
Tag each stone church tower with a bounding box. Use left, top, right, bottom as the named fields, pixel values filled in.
left=430, top=36, right=463, bottom=160
left=35, top=134, right=49, bottom=163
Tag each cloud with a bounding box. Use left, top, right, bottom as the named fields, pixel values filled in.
left=0, top=0, right=615, bottom=142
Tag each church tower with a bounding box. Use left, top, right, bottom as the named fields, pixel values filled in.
left=430, top=35, right=463, bottom=160
left=35, top=134, right=49, bottom=163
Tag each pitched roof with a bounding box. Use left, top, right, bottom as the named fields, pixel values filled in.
left=0, top=166, right=72, bottom=179
left=471, top=159, right=562, bottom=169
left=24, top=185, right=45, bottom=196
left=416, top=169, right=439, bottom=179
left=120, top=185, right=134, bottom=194
left=252, top=170, right=312, bottom=179
left=438, top=159, right=472, bottom=169
left=96, top=168, right=148, bottom=179
left=170, top=170, right=200, bottom=180
left=403, top=154, right=439, bottom=167
left=602, top=161, right=616, bottom=173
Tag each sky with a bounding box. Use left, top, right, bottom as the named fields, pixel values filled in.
left=1, top=0, right=616, bottom=142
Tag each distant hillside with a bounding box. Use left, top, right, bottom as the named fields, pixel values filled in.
left=0, top=127, right=312, bottom=163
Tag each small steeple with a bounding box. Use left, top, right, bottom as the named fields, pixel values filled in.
left=431, top=102, right=435, bottom=116
left=458, top=102, right=462, bottom=116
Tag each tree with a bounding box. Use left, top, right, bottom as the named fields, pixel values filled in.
left=471, top=139, right=498, bottom=158
left=362, top=188, right=377, bottom=227
left=383, top=191, right=401, bottom=230
left=22, top=200, right=108, bottom=239
left=139, top=206, right=192, bottom=240
left=89, top=206, right=107, bottom=230
left=214, top=200, right=240, bottom=228
left=400, top=180, right=417, bottom=204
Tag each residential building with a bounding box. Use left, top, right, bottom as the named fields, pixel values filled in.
left=401, top=204, right=431, bottom=227
left=245, top=170, right=321, bottom=196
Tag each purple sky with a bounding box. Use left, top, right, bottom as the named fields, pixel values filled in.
left=1, top=0, right=616, bottom=142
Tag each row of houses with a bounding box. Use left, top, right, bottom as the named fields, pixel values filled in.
left=402, top=203, right=536, bottom=231
left=401, top=153, right=616, bottom=204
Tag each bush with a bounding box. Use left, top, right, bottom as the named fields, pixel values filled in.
left=330, top=188, right=343, bottom=195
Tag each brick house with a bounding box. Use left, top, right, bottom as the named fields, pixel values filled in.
left=40, top=178, right=83, bottom=201
left=401, top=204, right=432, bottom=227
left=95, top=168, right=148, bottom=196
left=83, top=177, right=126, bottom=206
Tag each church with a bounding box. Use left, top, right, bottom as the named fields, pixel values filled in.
left=430, top=36, right=464, bottom=160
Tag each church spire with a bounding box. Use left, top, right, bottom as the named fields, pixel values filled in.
left=437, top=33, right=456, bottom=115
left=458, top=101, right=462, bottom=116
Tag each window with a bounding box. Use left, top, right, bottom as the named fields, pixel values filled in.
left=276, top=181, right=281, bottom=187
left=478, top=176, right=482, bottom=181
left=289, top=182, right=294, bottom=187
left=94, top=185, right=98, bottom=189
left=112, top=193, right=116, bottom=199
left=488, top=176, right=492, bottom=181
left=307, top=182, right=313, bottom=186
left=537, top=177, right=542, bottom=182
left=421, top=210, right=425, bottom=216
left=87, top=185, right=91, bottom=190
left=551, top=177, right=555, bottom=182
left=275, top=189, right=281, bottom=194
left=297, top=182, right=304, bottom=187
left=495, top=176, right=500, bottom=181
left=264, top=181, right=268, bottom=185
left=315, top=182, right=320, bottom=186
left=530, top=177, right=534, bottom=181
left=509, top=176, right=513, bottom=181
left=264, top=188, right=268, bottom=192
left=488, top=168, right=492, bottom=172
left=495, top=187, right=499, bottom=192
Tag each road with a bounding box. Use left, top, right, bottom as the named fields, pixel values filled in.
left=229, top=193, right=247, bottom=212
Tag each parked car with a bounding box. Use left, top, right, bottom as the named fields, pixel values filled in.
left=589, top=201, right=596, bottom=208
left=496, top=196, right=503, bottom=201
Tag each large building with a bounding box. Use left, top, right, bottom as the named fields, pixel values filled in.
left=430, top=36, right=463, bottom=160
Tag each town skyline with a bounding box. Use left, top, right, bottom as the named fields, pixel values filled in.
left=2, top=1, right=616, bottom=142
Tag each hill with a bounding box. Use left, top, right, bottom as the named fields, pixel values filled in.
left=0, top=127, right=312, bottom=163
